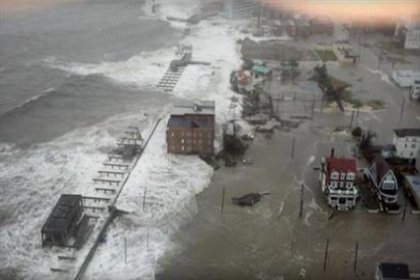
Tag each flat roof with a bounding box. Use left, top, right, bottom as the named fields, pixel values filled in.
left=167, top=117, right=213, bottom=129
left=394, top=128, right=420, bottom=137
left=42, top=194, right=82, bottom=233
left=378, top=263, right=410, bottom=279
left=171, top=100, right=215, bottom=116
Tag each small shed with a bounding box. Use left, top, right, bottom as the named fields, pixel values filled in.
left=250, top=64, right=272, bottom=79
left=42, top=194, right=84, bottom=247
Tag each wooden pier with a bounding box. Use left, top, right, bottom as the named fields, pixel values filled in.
left=157, top=66, right=186, bottom=92
left=70, top=118, right=163, bottom=280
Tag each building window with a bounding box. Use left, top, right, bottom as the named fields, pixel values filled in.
left=171, top=132, right=175, bottom=137
left=412, top=144, right=416, bottom=148
left=182, top=145, right=185, bottom=151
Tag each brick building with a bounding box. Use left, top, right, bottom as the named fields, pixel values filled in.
left=166, top=101, right=215, bottom=156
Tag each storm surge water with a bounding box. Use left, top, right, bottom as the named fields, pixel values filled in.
left=0, top=0, right=236, bottom=279
left=84, top=121, right=214, bottom=279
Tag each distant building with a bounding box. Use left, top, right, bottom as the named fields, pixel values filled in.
left=332, top=40, right=359, bottom=64
left=309, top=17, right=334, bottom=35
left=41, top=194, right=84, bottom=247
left=393, top=128, right=420, bottom=160
left=375, top=262, right=410, bottom=280
left=368, top=157, right=399, bottom=205
left=250, top=63, right=272, bottom=81
left=319, top=150, right=358, bottom=210
left=404, top=29, right=420, bottom=50
left=166, top=101, right=215, bottom=156
left=223, top=0, right=257, bottom=19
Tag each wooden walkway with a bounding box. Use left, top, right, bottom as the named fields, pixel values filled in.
left=156, top=66, right=186, bottom=92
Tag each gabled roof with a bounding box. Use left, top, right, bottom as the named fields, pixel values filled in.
left=378, top=263, right=410, bottom=279
left=394, top=128, right=420, bottom=137
left=371, top=156, right=393, bottom=184
left=326, top=157, right=356, bottom=174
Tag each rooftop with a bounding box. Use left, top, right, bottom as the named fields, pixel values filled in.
left=167, top=116, right=213, bottom=129
left=371, top=156, right=392, bottom=183
left=42, top=194, right=82, bottom=233
left=171, top=100, right=215, bottom=116
left=251, top=64, right=271, bottom=75
left=394, top=128, right=420, bottom=137
left=326, top=157, right=357, bottom=174
left=378, top=262, right=410, bottom=279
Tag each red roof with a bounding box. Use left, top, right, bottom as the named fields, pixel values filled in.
left=326, top=157, right=356, bottom=175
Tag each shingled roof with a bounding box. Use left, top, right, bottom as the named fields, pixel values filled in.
left=326, top=157, right=356, bottom=175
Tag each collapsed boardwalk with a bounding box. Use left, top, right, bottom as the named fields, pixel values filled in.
left=43, top=119, right=162, bottom=279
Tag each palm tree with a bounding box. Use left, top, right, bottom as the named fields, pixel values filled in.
left=289, top=59, right=299, bottom=83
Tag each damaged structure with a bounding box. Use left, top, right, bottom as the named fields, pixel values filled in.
left=166, top=101, right=215, bottom=156
left=41, top=194, right=84, bottom=247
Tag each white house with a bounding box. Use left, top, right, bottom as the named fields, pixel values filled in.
left=319, top=151, right=358, bottom=210
left=392, top=128, right=420, bottom=160
left=368, top=157, right=399, bottom=205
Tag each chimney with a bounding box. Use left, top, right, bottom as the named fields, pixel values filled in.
left=330, top=148, right=335, bottom=158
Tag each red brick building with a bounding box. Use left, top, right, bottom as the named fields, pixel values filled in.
left=166, top=101, right=215, bottom=156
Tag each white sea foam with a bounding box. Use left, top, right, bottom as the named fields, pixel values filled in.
left=84, top=119, right=213, bottom=279
left=0, top=124, right=116, bottom=279
left=27, top=5, right=245, bottom=278
left=45, top=47, right=175, bottom=89
left=363, top=65, right=395, bottom=87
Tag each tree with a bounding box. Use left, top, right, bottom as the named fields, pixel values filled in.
left=359, top=130, right=377, bottom=150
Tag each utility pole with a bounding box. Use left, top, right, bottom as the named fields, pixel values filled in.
left=399, top=97, right=406, bottom=124
left=143, top=186, right=147, bottom=212
left=124, top=237, right=127, bottom=265
left=221, top=186, right=226, bottom=213
left=299, top=184, right=304, bottom=218
left=323, top=238, right=330, bottom=272
left=291, top=137, right=296, bottom=159
left=353, top=242, right=359, bottom=271
left=349, top=111, right=355, bottom=130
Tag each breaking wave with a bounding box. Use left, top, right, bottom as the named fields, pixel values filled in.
left=0, top=87, right=55, bottom=118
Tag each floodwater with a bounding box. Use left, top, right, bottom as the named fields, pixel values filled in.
left=157, top=37, right=420, bottom=279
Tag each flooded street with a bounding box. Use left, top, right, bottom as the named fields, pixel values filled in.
left=157, top=38, right=420, bottom=280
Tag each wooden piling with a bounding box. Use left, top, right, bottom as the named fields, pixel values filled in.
left=323, top=238, right=329, bottom=271
left=221, top=186, right=226, bottom=213
left=299, top=184, right=304, bottom=218
left=353, top=242, right=358, bottom=271
left=291, top=137, right=295, bottom=159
